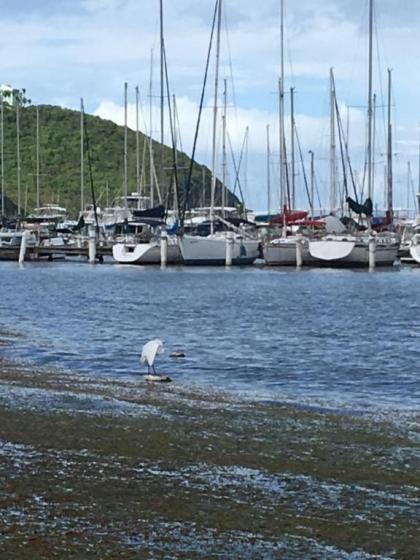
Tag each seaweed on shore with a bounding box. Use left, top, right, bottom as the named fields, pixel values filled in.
left=0, top=360, right=419, bottom=559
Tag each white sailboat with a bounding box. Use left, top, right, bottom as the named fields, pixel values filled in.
left=262, top=1, right=311, bottom=267
left=179, top=0, right=259, bottom=266
left=306, top=1, right=398, bottom=268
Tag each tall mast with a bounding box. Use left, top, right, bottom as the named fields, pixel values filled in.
left=290, top=86, right=295, bottom=210
left=222, top=77, right=227, bottom=217
left=16, top=99, right=21, bottom=217
left=123, top=81, right=128, bottom=209
left=244, top=126, right=249, bottom=217
left=149, top=49, right=155, bottom=207
left=329, top=68, right=336, bottom=213
left=36, top=106, right=40, bottom=209
left=0, top=95, right=4, bottom=217
left=80, top=98, right=84, bottom=214
left=135, top=86, right=140, bottom=198
left=309, top=150, right=315, bottom=218
left=418, top=123, right=420, bottom=214
left=367, top=0, right=374, bottom=202
left=387, top=68, right=393, bottom=217
left=16, top=100, right=21, bottom=216
left=372, top=93, right=376, bottom=200
left=210, top=0, right=222, bottom=233
left=160, top=0, right=164, bottom=149
left=266, top=124, right=271, bottom=217
left=279, top=0, right=285, bottom=211
left=407, top=161, right=411, bottom=214
left=159, top=0, right=165, bottom=199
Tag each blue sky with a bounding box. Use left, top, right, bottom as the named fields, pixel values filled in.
left=2, top=0, right=420, bottom=212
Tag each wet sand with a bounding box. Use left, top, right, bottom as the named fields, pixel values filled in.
left=0, top=353, right=419, bottom=559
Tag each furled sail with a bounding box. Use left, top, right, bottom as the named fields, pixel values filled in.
left=346, top=197, right=373, bottom=217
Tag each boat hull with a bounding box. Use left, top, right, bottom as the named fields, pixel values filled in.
left=264, top=236, right=399, bottom=267
left=308, top=238, right=399, bottom=267
left=179, top=235, right=259, bottom=266
left=264, top=238, right=305, bottom=266
left=112, top=239, right=182, bottom=264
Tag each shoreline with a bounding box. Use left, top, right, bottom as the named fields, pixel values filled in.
left=1, top=354, right=419, bottom=558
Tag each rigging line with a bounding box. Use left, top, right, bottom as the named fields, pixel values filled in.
left=137, top=86, right=151, bottom=137
left=373, top=2, right=388, bottom=150
left=181, top=0, right=219, bottom=225
left=283, top=127, right=291, bottom=209
left=294, top=126, right=312, bottom=210
left=223, top=5, right=238, bottom=125
left=82, top=106, right=100, bottom=235
left=227, top=131, right=246, bottom=209
left=163, top=41, right=181, bottom=217
left=336, top=103, right=349, bottom=200
left=336, top=96, right=359, bottom=202
left=173, top=96, right=184, bottom=154
left=284, top=5, right=296, bottom=88
left=409, top=163, right=417, bottom=211
left=314, top=170, right=323, bottom=211
left=331, top=77, right=349, bottom=201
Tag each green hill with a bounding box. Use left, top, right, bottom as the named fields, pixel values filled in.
left=0, top=104, right=239, bottom=218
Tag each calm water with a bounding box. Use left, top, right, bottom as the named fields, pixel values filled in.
left=1, top=262, right=419, bottom=412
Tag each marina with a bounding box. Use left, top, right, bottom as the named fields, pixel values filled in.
left=1, top=0, right=420, bottom=558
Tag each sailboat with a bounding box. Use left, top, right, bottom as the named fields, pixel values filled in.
left=179, top=0, right=258, bottom=266
left=307, top=1, right=399, bottom=268
left=262, top=1, right=317, bottom=266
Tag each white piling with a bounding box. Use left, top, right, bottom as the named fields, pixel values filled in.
left=225, top=232, right=234, bottom=266
left=296, top=233, right=303, bottom=268
left=369, top=235, right=376, bottom=271
left=160, top=231, right=168, bottom=267
left=88, top=227, right=96, bottom=264
left=18, top=231, right=28, bottom=264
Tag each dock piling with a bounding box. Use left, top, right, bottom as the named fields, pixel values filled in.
left=369, top=235, right=376, bottom=271
left=225, top=232, right=234, bottom=266
left=88, top=228, right=96, bottom=264
left=18, top=231, right=28, bottom=265
left=160, top=231, right=168, bottom=267
left=296, top=233, right=303, bottom=268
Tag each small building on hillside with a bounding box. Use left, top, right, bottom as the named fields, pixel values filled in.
left=0, top=84, right=26, bottom=106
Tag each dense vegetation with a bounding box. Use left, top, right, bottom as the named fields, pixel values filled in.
left=1, top=104, right=238, bottom=218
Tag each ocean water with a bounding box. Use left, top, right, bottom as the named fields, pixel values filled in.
left=1, top=261, right=419, bottom=413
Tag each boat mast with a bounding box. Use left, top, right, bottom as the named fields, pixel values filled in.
left=367, top=0, right=374, bottom=203
left=372, top=93, right=376, bottom=202
left=36, top=106, right=40, bottom=209
left=136, top=85, right=140, bottom=198
left=309, top=150, right=314, bottom=218
left=222, top=77, right=227, bottom=217
left=159, top=0, right=165, bottom=198
left=124, top=81, right=128, bottom=209
left=0, top=94, right=4, bottom=218
left=290, top=87, right=295, bottom=210
left=387, top=68, right=393, bottom=217
left=210, top=0, right=222, bottom=234
left=418, top=123, right=420, bottom=214
left=279, top=0, right=285, bottom=212
left=244, top=125, right=249, bottom=218
left=80, top=97, right=84, bottom=214
left=329, top=68, right=336, bottom=213
left=202, top=167, right=206, bottom=208
left=149, top=49, right=155, bottom=207
left=266, top=124, right=271, bottom=217
left=16, top=100, right=21, bottom=217
left=407, top=161, right=411, bottom=215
